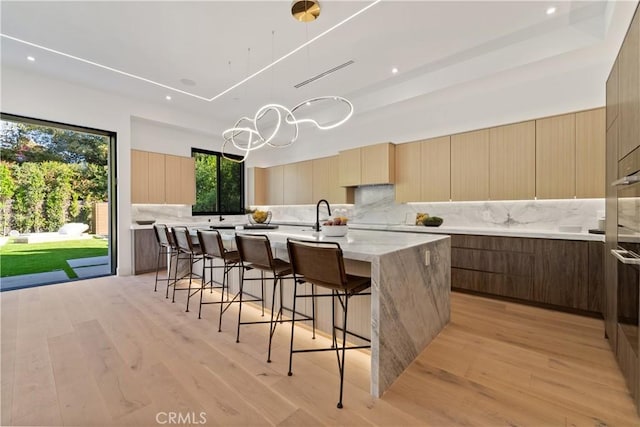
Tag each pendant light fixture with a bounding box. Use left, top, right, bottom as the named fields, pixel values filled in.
left=221, top=0, right=354, bottom=163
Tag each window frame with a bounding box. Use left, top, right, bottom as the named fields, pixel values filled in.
left=191, top=147, right=245, bottom=216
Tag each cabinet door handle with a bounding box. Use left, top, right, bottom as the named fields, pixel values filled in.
left=611, top=249, right=640, bottom=265
left=611, top=175, right=640, bottom=186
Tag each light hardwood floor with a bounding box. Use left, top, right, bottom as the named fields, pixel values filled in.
left=1, top=274, right=638, bottom=426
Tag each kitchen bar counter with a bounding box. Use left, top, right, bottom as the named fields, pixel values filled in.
left=132, top=221, right=604, bottom=241
left=214, top=226, right=451, bottom=398
left=348, top=223, right=605, bottom=242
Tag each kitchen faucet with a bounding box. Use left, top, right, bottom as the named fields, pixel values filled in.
left=314, top=199, right=331, bottom=232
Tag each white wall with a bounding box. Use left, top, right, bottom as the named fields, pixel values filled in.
left=1, top=66, right=227, bottom=276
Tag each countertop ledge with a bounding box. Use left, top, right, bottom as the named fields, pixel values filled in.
left=130, top=221, right=605, bottom=242
left=348, top=223, right=605, bottom=242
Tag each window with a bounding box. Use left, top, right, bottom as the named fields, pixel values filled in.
left=191, top=148, right=244, bottom=215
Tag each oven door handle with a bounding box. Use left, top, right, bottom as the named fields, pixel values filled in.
left=611, top=249, right=640, bottom=265
left=611, top=174, right=640, bottom=186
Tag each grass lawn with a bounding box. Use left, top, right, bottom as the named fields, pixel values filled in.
left=0, top=238, right=108, bottom=278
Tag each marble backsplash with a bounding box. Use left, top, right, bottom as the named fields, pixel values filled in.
left=253, top=185, right=605, bottom=231
left=133, top=185, right=605, bottom=231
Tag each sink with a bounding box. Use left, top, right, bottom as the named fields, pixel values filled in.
left=208, top=224, right=237, bottom=229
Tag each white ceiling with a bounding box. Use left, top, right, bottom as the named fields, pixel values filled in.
left=1, top=1, right=637, bottom=138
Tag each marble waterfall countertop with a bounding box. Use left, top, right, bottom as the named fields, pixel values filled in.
left=201, top=225, right=450, bottom=398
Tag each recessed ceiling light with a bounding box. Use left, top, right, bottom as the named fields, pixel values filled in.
left=392, top=67, right=398, bottom=74
left=165, top=95, right=172, bottom=101
left=546, top=6, right=556, bottom=15
left=27, top=56, right=35, bottom=61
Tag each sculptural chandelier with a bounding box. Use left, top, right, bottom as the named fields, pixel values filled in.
left=221, top=0, right=354, bottom=163
left=221, top=95, right=353, bottom=163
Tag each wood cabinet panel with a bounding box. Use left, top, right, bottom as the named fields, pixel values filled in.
left=576, top=108, right=606, bottom=198
left=605, top=120, right=619, bottom=351
left=452, top=248, right=533, bottom=277
left=164, top=155, right=182, bottom=204
left=338, top=148, right=361, bottom=187
left=451, top=129, right=489, bottom=201
left=619, top=10, right=640, bottom=160
left=252, top=167, right=267, bottom=205
left=312, top=156, right=353, bottom=204
left=266, top=165, right=284, bottom=205
left=450, top=234, right=535, bottom=253
left=395, top=141, right=421, bottom=203
left=134, top=229, right=165, bottom=274
left=451, top=269, right=533, bottom=300
left=607, top=57, right=619, bottom=130
left=179, top=156, right=196, bottom=205
left=147, top=152, right=166, bottom=203
left=421, top=136, right=451, bottom=202
left=312, top=157, right=331, bottom=202
left=361, top=143, right=395, bottom=185
left=535, top=113, right=576, bottom=199
left=533, top=239, right=588, bottom=310
left=283, top=161, right=313, bottom=205
left=283, top=163, right=297, bottom=205
left=588, top=241, right=604, bottom=313
left=131, top=149, right=149, bottom=204
left=489, top=121, right=535, bottom=200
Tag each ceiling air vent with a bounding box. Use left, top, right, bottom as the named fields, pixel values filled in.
left=294, top=60, right=355, bottom=89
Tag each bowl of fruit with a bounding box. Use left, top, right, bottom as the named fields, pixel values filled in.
left=321, top=216, right=349, bottom=237
left=416, top=213, right=443, bottom=227
left=248, top=210, right=272, bottom=224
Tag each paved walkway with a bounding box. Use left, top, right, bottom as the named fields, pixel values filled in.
left=0, top=255, right=111, bottom=291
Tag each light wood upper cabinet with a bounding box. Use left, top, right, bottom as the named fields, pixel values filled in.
left=165, top=154, right=195, bottom=205
left=421, top=136, right=451, bottom=202
left=147, top=152, right=166, bottom=204
left=266, top=165, right=284, bottom=205
left=132, top=150, right=194, bottom=204
left=619, top=9, right=640, bottom=160
left=131, top=149, right=150, bottom=204
left=607, top=57, right=619, bottom=130
left=395, top=141, right=421, bottom=203
left=313, top=156, right=354, bottom=204
left=361, top=143, right=395, bottom=185
left=576, top=108, right=606, bottom=198
left=451, top=130, right=489, bottom=201
left=338, top=148, right=361, bottom=187
left=536, top=113, right=576, bottom=199
left=284, top=161, right=313, bottom=204
left=489, top=121, right=535, bottom=200
left=252, top=167, right=267, bottom=205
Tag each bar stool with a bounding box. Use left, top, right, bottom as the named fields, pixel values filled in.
left=235, top=233, right=313, bottom=363
left=152, top=224, right=176, bottom=293
left=286, top=238, right=371, bottom=409
left=196, top=229, right=241, bottom=331
left=171, top=226, right=204, bottom=312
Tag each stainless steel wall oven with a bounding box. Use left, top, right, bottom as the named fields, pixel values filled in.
left=612, top=148, right=640, bottom=357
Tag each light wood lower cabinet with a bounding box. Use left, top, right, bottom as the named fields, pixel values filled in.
left=489, top=121, right=535, bottom=200
left=451, top=129, right=489, bottom=201
left=536, top=113, right=576, bottom=199
left=451, top=234, right=603, bottom=314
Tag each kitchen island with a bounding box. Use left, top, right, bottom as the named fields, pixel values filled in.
left=216, top=226, right=451, bottom=397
